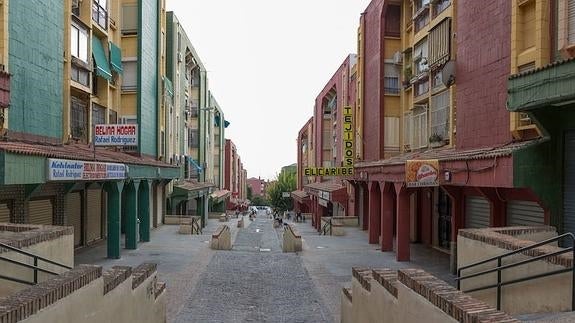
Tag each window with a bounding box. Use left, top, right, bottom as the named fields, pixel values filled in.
left=121, top=4, right=138, bottom=34
left=414, top=79, right=429, bottom=97
left=70, top=24, right=88, bottom=63
left=414, top=0, right=430, bottom=33
left=384, top=63, right=400, bottom=94
left=92, top=0, right=107, bottom=29
left=432, top=0, right=451, bottom=17
left=519, top=1, right=536, bottom=51
left=384, top=117, right=400, bottom=153
left=71, top=65, right=90, bottom=87
left=403, top=112, right=412, bottom=151
left=109, top=109, right=118, bottom=124
left=188, top=128, right=199, bottom=148
left=428, top=18, right=451, bottom=70
left=414, top=38, right=429, bottom=75
left=71, top=97, right=88, bottom=142
left=430, top=91, right=450, bottom=141
left=92, top=103, right=106, bottom=126
left=122, top=60, right=137, bottom=91
left=411, top=106, right=428, bottom=149
left=385, top=5, right=401, bottom=37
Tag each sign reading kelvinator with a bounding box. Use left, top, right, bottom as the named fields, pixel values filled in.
left=94, top=124, right=138, bottom=146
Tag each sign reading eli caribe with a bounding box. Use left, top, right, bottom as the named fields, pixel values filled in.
left=94, top=124, right=138, bottom=146
left=303, top=106, right=354, bottom=177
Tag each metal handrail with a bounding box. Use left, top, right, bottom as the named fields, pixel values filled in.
left=0, top=241, right=72, bottom=285
left=456, top=232, right=575, bottom=310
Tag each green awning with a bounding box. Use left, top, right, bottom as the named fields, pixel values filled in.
left=109, top=42, right=123, bottom=74
left=92, top=38, right=112, bottom=80
left=224, top=120, right=230, bottom=128
left=162, top=76, right=174, bottom=97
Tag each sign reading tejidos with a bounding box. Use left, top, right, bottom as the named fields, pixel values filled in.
left=303, top=106, right=354, bottom=177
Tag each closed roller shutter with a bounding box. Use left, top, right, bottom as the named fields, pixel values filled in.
left=465, top=196, right=490, bottom=229
left=564, top=131, right=575, bottom=241
left=0, top=202, right=10, bottom=223
left=28, top=199, right=54, bottom=225
left=507, top=200, right=544, bottom=226
left=66, top=192, right=83, bottom=247
left=86, top=189, right=102, bottom=243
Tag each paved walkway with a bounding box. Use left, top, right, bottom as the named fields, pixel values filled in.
left=75, top=214, right=454, bottom=322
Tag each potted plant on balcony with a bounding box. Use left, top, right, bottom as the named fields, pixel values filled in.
left=403, top=66, right=413, bottom=88
left=429, top=133, right=445, bottom=148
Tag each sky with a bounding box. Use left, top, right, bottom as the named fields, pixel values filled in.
left=166, top=0, right=373, bottom=181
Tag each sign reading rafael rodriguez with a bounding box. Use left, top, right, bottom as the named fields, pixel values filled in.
left=94, top=124, right=138, bottom=146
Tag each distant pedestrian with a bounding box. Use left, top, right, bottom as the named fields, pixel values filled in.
left=296, top=210, right=302, bottom=222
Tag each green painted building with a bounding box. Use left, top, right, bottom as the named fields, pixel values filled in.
left=508, top=58, right=575, bottom=237
left=0, top=0, right=179, bottom=260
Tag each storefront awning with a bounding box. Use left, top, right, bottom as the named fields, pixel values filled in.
left=92, top=37, right=112, bottom=81
left=109, top=42, right=123, bottom=74
left=291, top=190, right=309, bottom=203
left=304, top=181, right=348, bottom=206
left=172, top=180, right=214, bottom=199
left=210, top=189, right=231, bottom=202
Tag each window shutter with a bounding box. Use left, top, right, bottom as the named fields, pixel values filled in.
left=122, top=4, right=138, bottom=33
left=384, top=117, right=400, bottom=152
left=429, top=18, right=451, bottom=70
left=121, top=61, right=137, bottom=90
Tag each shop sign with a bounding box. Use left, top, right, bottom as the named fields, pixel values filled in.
left=406, top=160, right=439, bottom=187
left=304, top=167, right=354, bottom=176
left=47, top=158, right=126, bottom=181
left=94, top=124, right=138, bottom=146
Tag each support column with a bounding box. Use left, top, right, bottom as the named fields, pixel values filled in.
left=105, top=181, right=123, bottom=259
left=138, top=181, right=151, bottom=242
left=477, top=187, right=506, bottom=227
left=362, top=184, right=369, bottom=230
left=125, top=180, right=139, bottom=250
left=368, top=182, right=381, bottom=244
left=395, top=183, right=411, bottom=262
left=443, top=185, right=464, bottom=274
left=381, top=182, right=394, bottom=251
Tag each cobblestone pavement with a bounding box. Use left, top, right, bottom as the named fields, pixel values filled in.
left=174, top=217, right=332, bottom=323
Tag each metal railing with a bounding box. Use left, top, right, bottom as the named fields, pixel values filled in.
left=0, top=242, right=72, bottom=285
left=191, top=217, right=202, bottom=235
left=321, top=218, right=332, bottom=236
left=456, top=232, right=575, bottom=311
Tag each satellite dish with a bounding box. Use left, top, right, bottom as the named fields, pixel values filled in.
left=440, top=60, right=456, bottom=88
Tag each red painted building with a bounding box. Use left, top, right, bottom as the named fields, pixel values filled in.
left=301, top=54, right=358, bottom=231
left=352, top=0, right=543, bottom=269
left=247, top=177, right=267, bottom=198
left=224, top=139, right=247, bottom=209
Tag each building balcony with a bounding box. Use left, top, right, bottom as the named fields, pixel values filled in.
left=508, top=58, right=575, bottom=112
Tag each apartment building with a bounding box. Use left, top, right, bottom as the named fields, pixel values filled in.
left=292, top=117, right=314, bottom=214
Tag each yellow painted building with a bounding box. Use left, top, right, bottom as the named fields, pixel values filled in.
left=400, top=0, right=457, bottom=152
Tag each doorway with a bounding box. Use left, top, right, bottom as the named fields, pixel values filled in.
left=437, top=188, right=451, bottom=250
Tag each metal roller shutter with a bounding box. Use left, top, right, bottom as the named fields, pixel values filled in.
left=66, top=192, right=82, bottom=247
left=86, top=189, right=102, bottom=243
left=0, top=202, right=10, bottom=223
left=564, top=131, right=575, bottom=239
left=507, top=200, right=544, bottom=226
left=28, top=199, right=54, bottom=225
left=465, top=196, right=490, bottom=229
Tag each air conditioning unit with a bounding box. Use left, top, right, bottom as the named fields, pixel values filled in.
left=177, top=52, right=183, bottom=63
left=392, top=51, right=403, bottom=65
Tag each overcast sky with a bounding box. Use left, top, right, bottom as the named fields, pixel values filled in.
left=166, top=0, right=372, bottom=181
